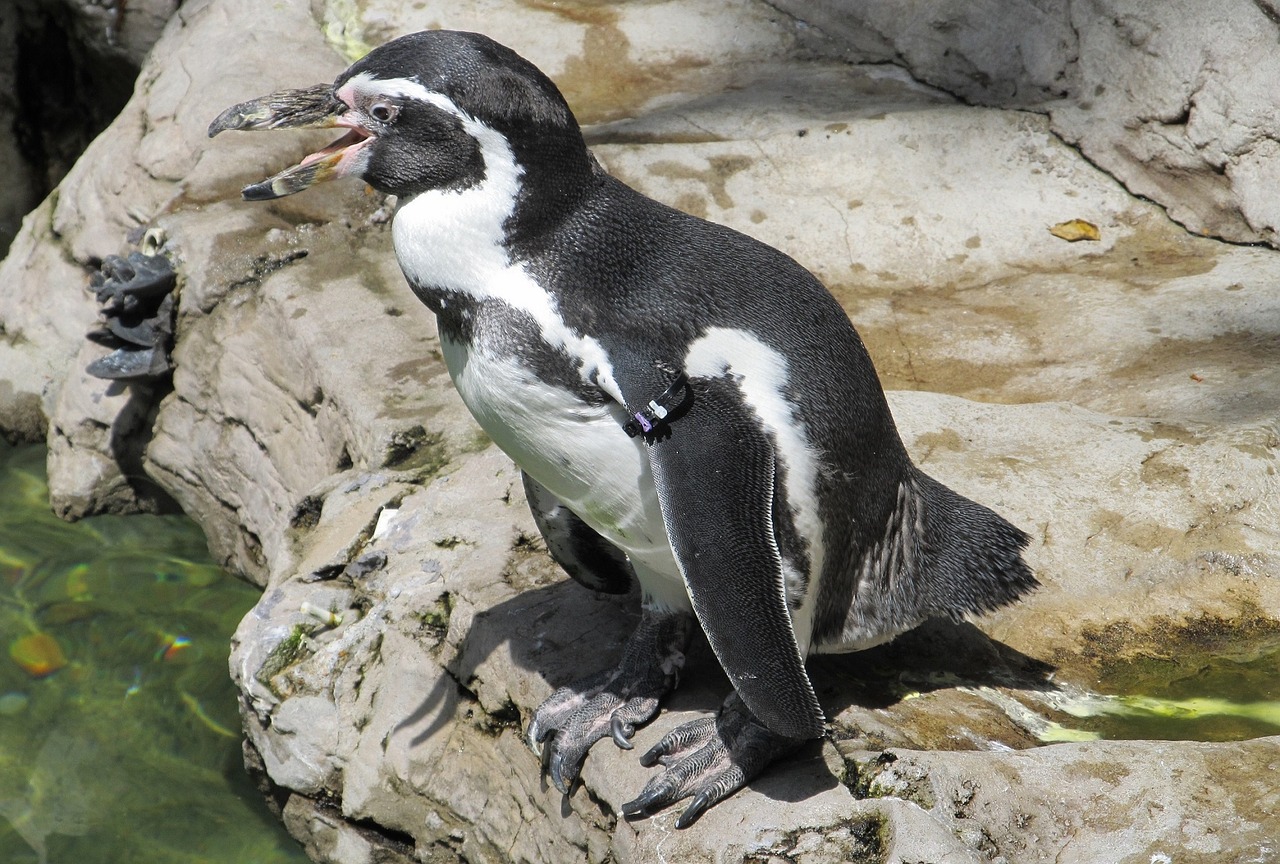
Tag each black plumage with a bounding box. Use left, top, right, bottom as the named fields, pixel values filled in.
left=211, top=30, right=1036, bottom=826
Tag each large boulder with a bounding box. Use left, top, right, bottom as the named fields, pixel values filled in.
left=0, top=1, right=181, bottom=255
left=0, top=0, right=1277, bottom=862
left=772, top=0, right=1280, bottom=247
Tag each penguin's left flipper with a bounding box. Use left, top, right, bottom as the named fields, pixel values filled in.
left=621, top=691, right=804, bottom=828
left=522, top=471, right=634, bottom=594
left=636, top=372, right=825, bottom=741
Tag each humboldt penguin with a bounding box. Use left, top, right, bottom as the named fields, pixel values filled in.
left=209, top=30, right=1036, bottom=827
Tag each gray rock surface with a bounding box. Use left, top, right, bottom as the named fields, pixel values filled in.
left=844, top=736, right=1280, bottom=862
left=1, top=0, right=1278, bottom=862
left=772, top=0, right=1280, bottom=247
left=0, top=4, right=41, bottom=255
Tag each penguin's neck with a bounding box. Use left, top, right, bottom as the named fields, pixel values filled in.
left=392, top=123, right=622, bottom=404
left=392, top=117, right=592, bottom=309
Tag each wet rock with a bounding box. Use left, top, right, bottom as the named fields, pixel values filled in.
left=0, top=0, right=1278, bottom=862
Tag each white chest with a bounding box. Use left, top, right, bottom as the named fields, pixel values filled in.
left=440, top=334, right=680, bottom=586
left=388, top=104, right=682, bottom=605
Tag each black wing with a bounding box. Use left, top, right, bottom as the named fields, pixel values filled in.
left=522, top=471, right=634, bottom=595
left=620, top=367, right=824, bottom=740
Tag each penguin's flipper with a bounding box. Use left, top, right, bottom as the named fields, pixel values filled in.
left=522, top=472, right=634, bottom=594
left=638, top=374, right=824, bottom=741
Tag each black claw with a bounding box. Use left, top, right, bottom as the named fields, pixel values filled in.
left=638, top=746, right=661, bottom=768
left=675, top=791, right=712, bottom=829
left=540, top=735, right=554, bottom=771
left=610, top=713, right=635, bottom=750
left=527, top=610, right=694, bottom=803
left=621, top=775, right=680, bottom=819
left=620, top=790, right=655, bottom=818
left=548, top=749, right=578, bottom=795
left=622, top=701, right=801, bottom=826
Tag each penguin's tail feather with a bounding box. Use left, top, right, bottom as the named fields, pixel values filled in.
left=910, top=468, right=1038, bottom=619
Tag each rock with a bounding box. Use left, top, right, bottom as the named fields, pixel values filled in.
left=52, top=0, right=181, bottom=69
left=0, top=195, right=99, bottom=443
left=0, top=1, right=181, bottom=256
left=0, top=4, right=43, bottom=256
left=843, top=736, right=1280, bottom=862
left=34, top=0, right=352, bottom=520
left=771, top=0, right=1280, bottom=247
left=319, top=0, right=837, bottom=124
left=46, top=356, right=165, bottom=518
left=1, top=0, right=1279, bottom=862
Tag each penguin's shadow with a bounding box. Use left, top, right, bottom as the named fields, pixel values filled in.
left=397, top=576, right=1054, bottom=809
left=810, top=617, right=1056, bottom=714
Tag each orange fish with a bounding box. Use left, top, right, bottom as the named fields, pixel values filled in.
left=9, top=632, right=68, bottom=678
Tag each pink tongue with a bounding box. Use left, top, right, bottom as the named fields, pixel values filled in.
left=299, top=129, right=366, bottom=167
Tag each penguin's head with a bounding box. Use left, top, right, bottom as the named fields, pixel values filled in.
left=209, top=30, right=586, bottom=201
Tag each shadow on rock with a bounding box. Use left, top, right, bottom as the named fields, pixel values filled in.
left=395, top=566, right=1053, bottom=798
left=813, top=617, right=1055, bottom=711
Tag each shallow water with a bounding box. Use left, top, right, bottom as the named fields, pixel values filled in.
left=1063, top=638, right=1280, bottom=743
left=0, top=442, right=308, bottom=864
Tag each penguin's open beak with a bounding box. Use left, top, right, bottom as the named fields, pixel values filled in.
left=208, top=84, right=373, bottom=200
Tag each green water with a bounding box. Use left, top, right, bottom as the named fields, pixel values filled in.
left=1062, top=639, right=1280, bottom=743
left=0, top=443, right=309, bottom=864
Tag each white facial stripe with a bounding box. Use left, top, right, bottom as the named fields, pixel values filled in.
left=684, top=327, right=824, bottom=655
left=367, top=73, right=624, bottom=405
left=339, top=73, right=457, bottom=115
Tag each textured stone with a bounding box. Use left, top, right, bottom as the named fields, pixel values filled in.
left=0, top=196, right=97, bottom=443
left=848, top=736, right=1280, bottom=863
left=773, top=0, right=1280, bottom=247
left=1, top=0, right=1279, bottom=862
left=38, top=0, right=181, bottom=68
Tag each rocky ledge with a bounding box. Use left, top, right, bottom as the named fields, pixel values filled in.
left=1, top=1, right=1278, bottom=863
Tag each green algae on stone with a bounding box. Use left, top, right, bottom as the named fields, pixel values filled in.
left=418, top=592, right=453, bottom=642
left=255, top=623, right=316, bottom=693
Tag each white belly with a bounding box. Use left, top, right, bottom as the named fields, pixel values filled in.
left=440, top=334, right=689, bottom=609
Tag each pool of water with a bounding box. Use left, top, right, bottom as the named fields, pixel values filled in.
left=0, top=442, right=309, bottom=864
left=1054, top=638, right=1280, bottom=743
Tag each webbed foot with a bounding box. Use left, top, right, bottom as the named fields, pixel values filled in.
left=528, top=608, right=692, bottom=794
left=621, top=692, right=806, bottom=828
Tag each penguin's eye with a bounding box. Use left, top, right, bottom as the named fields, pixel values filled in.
left=369, top=101, right=398, bottom=124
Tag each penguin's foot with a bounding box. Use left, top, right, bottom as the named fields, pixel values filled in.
left=620, top=692, right=806, bottom=828
left=528, top=608, right=693, bottom=794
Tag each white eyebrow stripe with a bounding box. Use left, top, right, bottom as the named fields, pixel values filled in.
left=338, top=72, right=460, bottom=117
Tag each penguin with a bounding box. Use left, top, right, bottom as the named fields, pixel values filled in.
left=209, top=30, right=1036, bottom=828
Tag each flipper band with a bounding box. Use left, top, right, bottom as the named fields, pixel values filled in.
left=623, top=371, right=690, bottom=438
